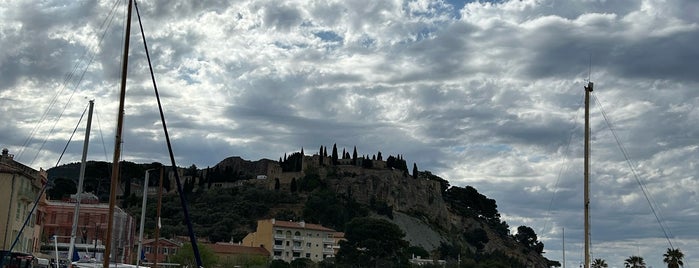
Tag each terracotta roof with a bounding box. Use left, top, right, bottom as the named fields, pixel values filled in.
left=273, top=220, right=335, bottom=232
left=206, top=243, right=269, bottom=256
left=143, top=238, right=181, bottom=247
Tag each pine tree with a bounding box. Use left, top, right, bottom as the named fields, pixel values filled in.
left=377, top=151, right=383, bottom=161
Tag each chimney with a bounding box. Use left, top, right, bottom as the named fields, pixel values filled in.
left=300, top=221, right=305, bottom=228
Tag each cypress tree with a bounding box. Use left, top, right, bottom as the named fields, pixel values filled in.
left=352, top=146, right=358, bottom=165
left=413, top=163, right=418, bottom=179
left=332, top=143, right=338, bottom=165
left=319, top=145, right=324, bottom=165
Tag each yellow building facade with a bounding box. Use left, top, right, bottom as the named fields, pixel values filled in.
left=0, top=148, right=47, bottom=254
left=242, top=219, right=337, bottom=263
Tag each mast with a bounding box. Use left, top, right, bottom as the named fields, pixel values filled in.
left=68, top=100, right=94, bottom=265
left=137, top=170, right=154, bottom=267
left=562, top=228, right=565, bottom=268
left=104, top=0, right=133, bottom=267
left=154, top=167, right=163, bottom=268
left=584, top=81, right=593, bottom=268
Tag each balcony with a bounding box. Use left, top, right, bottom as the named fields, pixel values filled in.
left=274, top=234, right=285, bottom=239
left=323, top=238, right=334, bottom=243
left=323, top=247, right=334, bottom=253
left=273, top=244, right=284, bottom=250
left=292, top=246, right=304, bottom=252
left=292, top=236, right=304, bottom=241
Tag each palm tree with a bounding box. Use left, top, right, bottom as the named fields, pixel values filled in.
left=592, top=258, right=608, bottom=268
left=624, top=256, right=646, bottom=268
left=663, top=248, right=684, bottom=268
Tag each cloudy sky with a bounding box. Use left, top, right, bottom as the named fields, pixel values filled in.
left=1, top=0, right=697, bottom=267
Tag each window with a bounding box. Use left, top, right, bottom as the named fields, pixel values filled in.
left=286, top=241, right=290, bottom=246
left=294, top=231, right=301, bottom=236
left=292, top=252, right=300, bottom=258
left=285, top=231, right=292, bottom=238
left=306, top=253, right=311, bottom=258
left=306, top=242, right=311, bottom=248
left=274, top=251, right=282, bottom=256
left=145, top=246, right=151, bottom=253
left=275, top=240, right=283, bottom=246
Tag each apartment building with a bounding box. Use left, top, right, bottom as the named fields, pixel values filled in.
left=41, top=196, right=135, bottom=263
left=242, top=219, right=337, bottom=263
left=0, top=148, right=47, bottom=254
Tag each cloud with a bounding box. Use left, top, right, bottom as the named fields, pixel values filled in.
left=1, top=0, right=697, bottom=267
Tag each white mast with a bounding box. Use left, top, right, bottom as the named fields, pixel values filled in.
left=68, top=100, right=94, bottom=265
left=137, top=170, right=155, bottom=267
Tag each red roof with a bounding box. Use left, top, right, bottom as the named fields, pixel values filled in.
left=272, top=220, right=336, bottom=232
left=206, top=243, right=269, bottom=256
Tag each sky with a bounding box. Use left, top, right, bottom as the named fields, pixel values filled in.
left=1, top=0, right=697, bottom=267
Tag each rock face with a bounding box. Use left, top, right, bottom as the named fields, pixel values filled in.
left=213, top=156, right=552, bottom=267
left=319, top=165, right=551, bottom=267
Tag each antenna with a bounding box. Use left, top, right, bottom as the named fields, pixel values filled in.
left=587, top=55, right=592, bottom=83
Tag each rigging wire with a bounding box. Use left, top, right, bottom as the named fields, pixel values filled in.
left=133, top=1, right=204, bottom=266
left=541, top=90, right=585, bottom=235
left=592, top=93, right=676, bottom=250
left=0, top=102, right=90, bottom=268
left=17, top=0, right=122, bottom=165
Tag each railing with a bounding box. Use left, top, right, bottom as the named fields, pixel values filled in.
left=292, top=246, right=303, bottom=251
left=323, top=238, right=334, bottom=243
left=273, top=234, right=285, bottom=239
left=323, top=247, right=334, bottom=253
left=292, top=236, right=304, bottom=241
left=273, top=244, right=284, bottom=250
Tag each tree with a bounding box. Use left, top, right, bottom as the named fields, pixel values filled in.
left=319, top=145, right=324, bottom=165
left=47, top=177, right=77, bottom=200
left=290, top=178, right=297, bottom=192
left=663, top=248, right=684, bottom=268
left=269, top=259, right=290, bottom=268
left=514, top=226, right=543, bottom=253
left=624, top=256, right=646, bottom=268
left=352, top=146, right=358, bottom=165
left=412, top=163, right=418, bottom=179
left=170, top=243, right=217, bottom=268
left=336, top=217, right=409, bottom=267
left=331, top=144, right=338, bottom=165
left=290, top=257, right=312, bottom=268
left=592, top=258, right=608, bottom=268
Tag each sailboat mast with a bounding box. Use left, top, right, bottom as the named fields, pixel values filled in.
left=584, top=82, right=593, bottom=268
left=104, top=0, right=133, bottom=267
left=68, top=100, right=94, bottom=264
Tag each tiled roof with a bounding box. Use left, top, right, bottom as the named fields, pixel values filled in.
left=272, top=220, right=335, bottom=232
left=207, top=243, right=269, bottom=256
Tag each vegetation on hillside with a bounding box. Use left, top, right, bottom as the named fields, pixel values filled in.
left=47, top=149, right=555, bottom=267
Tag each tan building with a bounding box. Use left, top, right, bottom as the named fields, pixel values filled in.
left=242, top=219, right=336, bottom=263
left=0, top=148, right=47, bottom=254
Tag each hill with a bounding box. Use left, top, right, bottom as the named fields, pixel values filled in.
left=47, top=147, right=559, bottom=267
